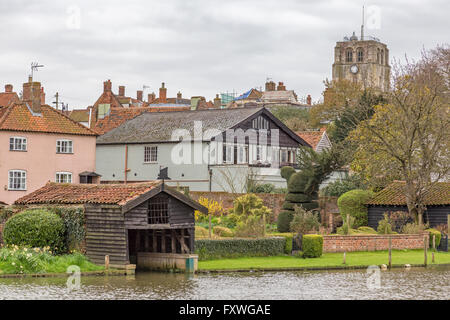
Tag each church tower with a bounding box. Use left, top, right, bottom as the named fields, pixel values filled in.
left=332, top=10, right=390, bottom=91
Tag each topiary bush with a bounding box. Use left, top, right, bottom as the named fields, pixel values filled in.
left=426, top=229, right=442, bottom=249
left=301, top=234, right=323, bottom=258
left=195, top=237, right=285, bottom=260
left=280, top=166, right=296, bottom=181
left=337, top=189, right=374, bottom=228
left=3, top=209, right=66, bottom=253
left=213, top=226, right=234, bottom=238
left=277, top=211, right=294, bottom=233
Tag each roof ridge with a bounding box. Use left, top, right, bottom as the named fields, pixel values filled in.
left=43, top=105, right=98, bottom=136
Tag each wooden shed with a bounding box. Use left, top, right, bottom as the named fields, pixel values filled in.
left=15, top=181, right=207, bottom=271
left=367, top=181, right=450, bottom=229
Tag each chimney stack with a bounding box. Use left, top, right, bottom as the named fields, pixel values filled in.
left=148, top=92, right=156, bottom=104
left=22, top=79, right=42, bottom=113
left=40, top=87, right=45, bottom=105
left=214, top=94, right=221, bottom=108
left=103, top=80, right=112, bottom=92
left=4, top=84, right=13, bottom=93
left=159, top=82, right=167, bottom=104
left=137, top=90, right=143, bottom=101
left=277, top=82, right=286, bottom=91
left=177, top=91, right=182, bottom=99
left=265, top=81, right=276, bottom=91
left=118, top=86, right=125, bottom=96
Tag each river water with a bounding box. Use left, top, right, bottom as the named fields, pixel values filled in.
left=0, top=267, right=449, bottom=300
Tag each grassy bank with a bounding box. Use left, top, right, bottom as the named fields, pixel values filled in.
left=0, top=246, right=103, bottom=275
left=198, top=249, right=450, bottom=271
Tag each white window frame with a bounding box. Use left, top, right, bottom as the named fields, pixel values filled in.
left=8, top=170, right=27, bottom=191
left=223, top=144, right=233, bottom=164
left=55, top=172, right=73, bottom=183
left=9, top=137, right=27, bottom=151
left=280, top=149, right=288, bottom=163
left=237, top=145, right=247, bottom=164
left=144, top=146, right=158, bottom=163
left=56, top=139, right=73, bottom=154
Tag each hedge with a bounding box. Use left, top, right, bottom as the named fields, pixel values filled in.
left=270, top=233, right=294, bottom=254
left=301, top=234, right=323, bottom=258
left=3, top=209, right=66, bottom=253
left=195, top=237, right=285, bottom=260
left=285, top=193, right=311, bottom=203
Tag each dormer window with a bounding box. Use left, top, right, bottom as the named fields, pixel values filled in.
left=148, top=194, right=169, bottom=224
left=9, top=137, right=27, bottom=151
left=56, top=139, right=73, bottom=153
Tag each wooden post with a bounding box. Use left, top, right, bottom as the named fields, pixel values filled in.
left=209, top=215, right=212, bottom=239
left=343, top=252, right=346, bottom=264
left=424, top=235, right=428, bottom=266
left=447, top=214, right=450, bottom=235
left=432, top=252, right=435, bottom=264
left=171, top=230, right=176, bottom=253
left=161, top=229, right=166, bottom=253
left=346, top=214, right=350, bottom=233
left=152, top=231, right=157, bottom=252
left=388, top=236, right=392, bottom=269
left=262, top=214, right=266, bottom=237
left=432, top=234, right=436, bottom=251
left=105, top=255, right=110, bottom=270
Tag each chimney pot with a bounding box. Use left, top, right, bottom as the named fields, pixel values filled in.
left=177, top=91, right=182, bottom=99
left=5, top=84, right=13, bottom=93
left=137, top=90, right=143, bottom=101
left=159, top=83, right=167, bottom=103
left=306, top=94, right=312, bottom=106
left=103, top=80, right=112, bottom=92
left=118, top=86, right=125, bottom=96
left=214, top=94, right=221, bottom=108
left=276, top=82, right=286, bottom=91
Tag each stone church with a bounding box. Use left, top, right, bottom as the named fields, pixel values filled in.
left=332, top=31, right=390, bottom=92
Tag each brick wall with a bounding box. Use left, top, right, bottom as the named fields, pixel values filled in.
left=322, top=233, right=428, bottom=253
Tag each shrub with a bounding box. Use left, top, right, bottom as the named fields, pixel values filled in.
left=195, top=226, right=209, bottom=238
left=213, top=226, right=234, bottom=238
left=270, top=232, right=294, bottom=254
left=321, top=175, right=367, bottom=197
left=277, top=211, right=294, bottom=233
left=280, top=166, right=296, bottom=182
left=234, top=215, right=265, bottom=238
left=289, top=206, right=320, bottom=235
left=194, top=197, right=224, bottom=223
left=337, top=189, right=374, bottom=228
left=339, top=215, right=355, bottom=235
left=231, top=194, right=271, bottom=217
left=249, top=183, right=276, bottom=194
left=401, top=222, right=427, bottom=234
left=377, top=214, right=394, bottom=234
left=426, top=229, right=442, bottom=249
left=302, top=235, right=323, bottom=258
left=0, top=207, right=15, bottom=224
left=287, top=172, right=308, bottom=193
left=387, top=211, right=414, bottom=232
left=357, top=226, right=377, bottom=234
left=195, top=237, right=285, bottom=260
left=3, top=209, right=66, bottom=254
left=46, top=207, right=85, bottom=252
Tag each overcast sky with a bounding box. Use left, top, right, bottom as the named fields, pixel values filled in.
left=0, top=0, right=448, bottom=109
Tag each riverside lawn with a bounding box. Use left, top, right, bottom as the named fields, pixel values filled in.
left=198, top=249, right=450, bottom=271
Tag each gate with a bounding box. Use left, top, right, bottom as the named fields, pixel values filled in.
left=437, top=234, right=448, bottom=252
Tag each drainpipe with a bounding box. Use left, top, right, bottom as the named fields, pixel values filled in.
left=124, top=145, right=130, bottom=184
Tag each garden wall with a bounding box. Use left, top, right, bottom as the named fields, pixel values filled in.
left=322, top=233, right=428, bottom=253
left=190, top=192, right=285, bottom=218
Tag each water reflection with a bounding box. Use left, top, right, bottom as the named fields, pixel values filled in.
left=0, top=267, right=449, bottom=300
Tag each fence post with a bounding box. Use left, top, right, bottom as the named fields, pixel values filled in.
left=262, top=214, right=266, bottom=237
left=424, top=235, right=428, bottom=267
left=105, top=255, right=110, bottom=270
left=433, top=234, right=436, bottom=251
left=388, top=236, right=392, bottom=269
left=343, top=252, right=346, bottom=264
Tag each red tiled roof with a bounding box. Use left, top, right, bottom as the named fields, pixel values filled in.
left=93, top=106, right=191, bottom=135
left=15, top=181, right=162, bottom=205
left=0, top=103, right=97, bottom=136
left=0, top=92, right=19, bottom=107
left=367, top=181, right=450, bottom=206
left=296, top=128, right=326, bottom=149
left=69, top=109, right=90, bottom=122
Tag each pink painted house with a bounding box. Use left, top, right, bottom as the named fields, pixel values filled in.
left=0, top=78, right=98, bottom=204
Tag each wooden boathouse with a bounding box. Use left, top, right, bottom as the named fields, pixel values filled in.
left=15, top=181, right=207, bottom=271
